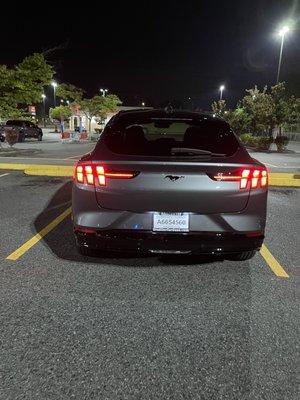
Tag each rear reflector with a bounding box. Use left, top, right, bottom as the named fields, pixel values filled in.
left=211, top=168, right=268, bottom=189
left=74, top=227, right=96, bottom=234
left=246, top=232, right=263, bottom=238
left=75, top=163, right=138, bottom=186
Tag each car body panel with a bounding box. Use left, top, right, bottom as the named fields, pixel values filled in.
left=72, top=109, right=268, bottom=255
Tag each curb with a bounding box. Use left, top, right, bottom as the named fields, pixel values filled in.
left=0, top=163, right=73, bottom=177
left=0, top=163, right=299, bottom=187
left=268, top=173, right=300, bottom=187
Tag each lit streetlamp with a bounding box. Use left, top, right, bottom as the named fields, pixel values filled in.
left=51, top=81, right=58, bottom=107
left=141, top=102, right=145, bottom=107
left=276, top=26, right=290, bottom=84
left=100, top=88, right=108, bottom=97
left=41, top=94, right=46, bottom=127
left=219, top=85, right=225, bottom=100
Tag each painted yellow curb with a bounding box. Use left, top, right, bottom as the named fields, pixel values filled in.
left=25, top=165, right=73, bottom=177
left=0, top=163, right=299, bottom=186
left=0, top=163, right=36, bottom=171
left=268, top=173, right=300, bottom=187
left=0, top=163, right=74, bottom=177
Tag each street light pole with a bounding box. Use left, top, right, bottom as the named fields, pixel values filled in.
left=41, top=94, right=46, bottom=127
left=51, top=81, right=57, bottom=107
left=219, top=85, right=225, bottom=100
left=276, top=26, right=289, bottom=84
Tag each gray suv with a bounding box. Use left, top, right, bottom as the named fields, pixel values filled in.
left=72, top=109, right=268, bottom=260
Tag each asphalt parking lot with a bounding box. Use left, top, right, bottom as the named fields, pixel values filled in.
left=0, top=171, right=299, bottom=399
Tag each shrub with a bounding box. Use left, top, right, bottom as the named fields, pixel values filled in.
left=240, top=133, right=253, bottom=146
left=240, top=133, right=273, bottom=150
left=4, top=127, right=19, bottom=147
left=255, top=136, right=273, bottom=151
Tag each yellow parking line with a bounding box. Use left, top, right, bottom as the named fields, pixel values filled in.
left=260, top=244, right=289, bottom=278
left=6, top=206, right=72, bottom=261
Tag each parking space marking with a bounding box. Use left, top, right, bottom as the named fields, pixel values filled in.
left=0, top=173, right=10, bottom=178
left=260, top=244, right=289, bottom=278
left=6, top=206, right=72, bottom=261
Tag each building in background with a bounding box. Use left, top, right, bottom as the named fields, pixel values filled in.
left=68, top=106, right=152, bottom=133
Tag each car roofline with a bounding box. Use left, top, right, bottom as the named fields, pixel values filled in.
left=112, top=108, right=225, bottom=123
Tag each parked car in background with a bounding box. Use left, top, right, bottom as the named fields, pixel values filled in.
left=0, top=120, right=43, bottom=142
left=0, top=125, right=5, bottom=142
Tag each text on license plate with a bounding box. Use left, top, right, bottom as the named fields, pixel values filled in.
left=153, top=213, right=189, bottom=232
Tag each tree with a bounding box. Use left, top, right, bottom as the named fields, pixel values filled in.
left=79, top=94, right=122, bottom=133
left=269, top=82, right=289, bottom=136
left=49, top=105, right=72, bottom=122
left=211, top=100, right=227, bottom=117
left=270, top=82, right=300, bottom=136
left=56, top=83, right=84, bottom=102
left=225, top=107, right=252, bottom=135
left=0, top=53, right=53, bottom=120
left=284, top=96, right=300, bottom=130
left=241, top=86, right=275, bottom=136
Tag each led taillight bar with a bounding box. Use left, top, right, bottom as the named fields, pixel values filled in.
left=75, top=164, right=137, bottom=186
left=212, top=168, right=268, bottom=189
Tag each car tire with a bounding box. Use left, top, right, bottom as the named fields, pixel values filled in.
left=18, top=132, right=25, bottom=142
left=227, top=250, right=256, bottom=261
left=38, top=133, right=42, bottom=141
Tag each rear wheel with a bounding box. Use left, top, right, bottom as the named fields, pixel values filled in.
left=18, top=132, right=25, bottom=142
left=38, top=133, right=42, bottom=141
left=227, top=250, right=256, bottom=261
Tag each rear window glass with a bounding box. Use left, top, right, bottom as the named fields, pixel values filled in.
left=103, top=117, right=239, bottom=157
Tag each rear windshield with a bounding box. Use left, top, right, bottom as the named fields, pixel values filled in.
left=102, top=117, right=239, bottom=157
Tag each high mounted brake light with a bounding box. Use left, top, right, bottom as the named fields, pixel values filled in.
left=211, top=168, right=268, bottom=189
left=75, top=163, right=137, bottom=186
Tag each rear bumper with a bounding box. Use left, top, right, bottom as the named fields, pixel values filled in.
left=74, top=229, right=264, bottom=255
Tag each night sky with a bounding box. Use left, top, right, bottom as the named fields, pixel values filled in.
left=1, top=0, right=299, bottom=109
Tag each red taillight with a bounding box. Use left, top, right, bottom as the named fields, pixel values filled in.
left=261, top=170, right=268, bottom=187
left=75, top=163, right=137, bottom=186
left=241, top=169, right=250, bottom=189
left=76, top=165, right=84, bottom=183
left=85, top=165, right=94, bottom=185
left=212, top=168, right=268, bottom=189
left=96, top=165, right=106, bottom=186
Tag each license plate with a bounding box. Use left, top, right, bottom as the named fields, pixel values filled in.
left=153, top=213, right=189, bottom=232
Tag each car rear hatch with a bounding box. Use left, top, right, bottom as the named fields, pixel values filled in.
left=79, top=113, right=266, bottom=214
left=91, top=159, right=252, bottom=213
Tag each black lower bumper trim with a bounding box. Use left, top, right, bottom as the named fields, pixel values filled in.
left=74, top=229, right=264, bottom=255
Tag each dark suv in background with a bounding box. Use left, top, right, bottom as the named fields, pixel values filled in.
left=0, top=120, right=43, bottom=142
